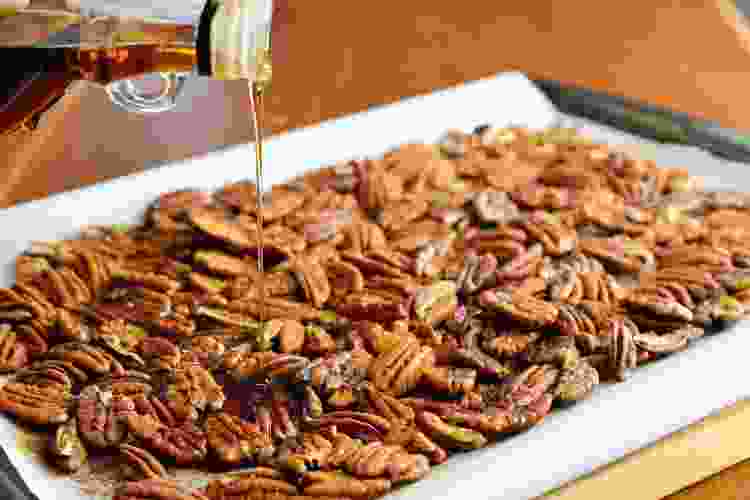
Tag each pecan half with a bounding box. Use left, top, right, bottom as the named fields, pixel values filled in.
left=519, top=220, right=576, bottom=256
left=228, top=297, right=320, bottom=322
left=632, top=326, right=701, bottom=354
left=110, top=269, right=181, bottom=295
left=625, top=293, right=694, bottom=331
left=335, top=293, right=410, bottom=324
left=126, top=414, right=207, bottom=465
left=303, top=472, right=392, bottom=499
left=163, top=364, right=225, bottom=420
left=290, top=256, right=331, bottom=309
left=224, top=350, right=309, bottom=382
left=326, top=260, right=366, bottom=301
left=207, top=472, right=299, bottom=497
left=187, top=209, right=255, bottom=250
left=194, top=249, right=253, bottom=276
left=607, top=318, right=638, bottom=381
left=260, top=224, right=308, bottom=258
left=422, top=366, right=477, bottom=395
left=205, top=412, right=274, bottom=464
left=340, top=440, right=430, bottom=482
left=47, top=342, right=113, bottom=375
left=251, top=186, right=309, bottom=223
left=15, top=359, right=85, bottom=390
left=0, top=381, right=69, bottom=425
left=483, top=331, right=540, bottom=359
left=342, top=220, right=388, bottom=254
left=139, top=336, right=181, bottom=372
left=379, top=197, right=430, bottom=233
left=579, top=236, right=654, bottom=274
left=120, top=444, right=168, bottom=479
left=114, top=478, right=209, bottom=500
left=479, top=289, right=559, bottom=328
left=368, top=339, right=434, bottom=396
left=339, top=251, right=406, bottom=280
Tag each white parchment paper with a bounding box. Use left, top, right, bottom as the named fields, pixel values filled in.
left=0, top=72, right=748, bottom=500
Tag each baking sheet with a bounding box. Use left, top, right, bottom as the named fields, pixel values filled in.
left=0, top=72, right=748, bottom=500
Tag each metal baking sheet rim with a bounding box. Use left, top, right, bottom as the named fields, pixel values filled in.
left=0, top=72, right=745, bottom=500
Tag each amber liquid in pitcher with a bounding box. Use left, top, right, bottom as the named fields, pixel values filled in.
left=0, top=45, right=197, bottom=134
left=0, top=9, right=201, bottom=135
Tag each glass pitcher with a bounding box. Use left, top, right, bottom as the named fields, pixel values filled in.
left=0, top=0, right=274, bottom=136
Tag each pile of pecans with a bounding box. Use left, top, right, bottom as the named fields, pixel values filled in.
left=1, top=125, right=750, bottom=500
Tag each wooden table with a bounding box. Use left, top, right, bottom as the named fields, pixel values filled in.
left=3, top=1, right=750, bottom=498
left=670, top=461, right=750, bottom=500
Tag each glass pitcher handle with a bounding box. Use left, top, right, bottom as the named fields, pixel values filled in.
left=105, top=72, right=189, bottom=113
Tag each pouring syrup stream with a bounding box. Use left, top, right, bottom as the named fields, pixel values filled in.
left=248, top=81, right=266, bottom=322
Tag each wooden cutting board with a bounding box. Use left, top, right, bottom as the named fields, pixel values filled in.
left=536, top=399, right=750, bottom=499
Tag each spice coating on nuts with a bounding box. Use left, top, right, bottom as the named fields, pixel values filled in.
left=0, top=125, right=747, bottom=500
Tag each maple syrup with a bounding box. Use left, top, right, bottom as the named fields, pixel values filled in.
left=249, top=81, right=266, bottom=322
left=248, top=46, right=273, bottom=322
left=0, top=2, right=275, bottom=134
